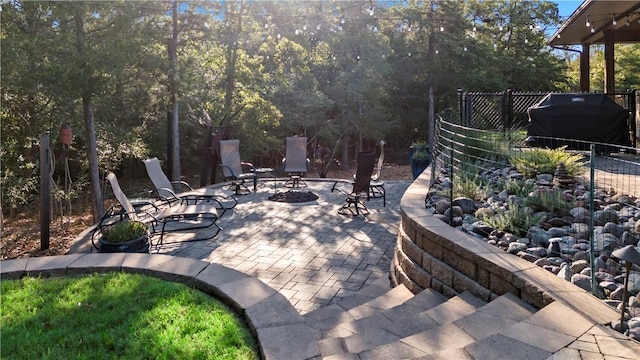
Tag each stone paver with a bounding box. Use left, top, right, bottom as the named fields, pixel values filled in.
left=68, top=179, right=410, bottom=314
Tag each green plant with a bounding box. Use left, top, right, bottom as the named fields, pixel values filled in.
left=480, top=201, right=545, bottom=236
left=501, top=178, right=535, bottom=197
left=524, top=189, right=572, bottom=214
left=103, top=221, right=148, bottom=243
left=510, top=146, right=584, bottom=178
left=412, top=142, right=430, bottom=159
left=453, top=172, right=489, bottom=201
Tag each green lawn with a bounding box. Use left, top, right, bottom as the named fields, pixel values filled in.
left=1, top=272, right=259, bottom=360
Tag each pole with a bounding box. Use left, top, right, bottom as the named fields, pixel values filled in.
left=40, top=134, right=51, bottom=250
left=589, top=144, right=595, bottom=295
left=620, top=262, right=631, bottom=333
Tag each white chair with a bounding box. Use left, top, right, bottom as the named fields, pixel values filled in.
left=219, top=139, right=257, bottom=195
left=142, top=157, right=236, bottom=213
left=92, top=172, right=221, bottom=251
left=368, top=140, right=386, bottom=206
left=282, top=136, right=310, bottom=188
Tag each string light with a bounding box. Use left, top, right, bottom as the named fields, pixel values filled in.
left=612, top=14, right=617, bottom=26
left=590, top=26, right=595, bottom=33
left=585, top=15, right=590, bottom=27
left=626, top=15, right=630, bottom=27
left=439, top=25, right=444, bottom=32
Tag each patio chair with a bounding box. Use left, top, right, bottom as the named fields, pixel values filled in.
left=92, top=172, right=221, bottom=251
left=333, top=150, right=377, bottom=216
left=368, top=140, right=386, bottom=206
left=282, top=136, right=310, bottom=188
left=142, top=157, right=236, bottom=214
left=219, top=139, right=257, bottom=195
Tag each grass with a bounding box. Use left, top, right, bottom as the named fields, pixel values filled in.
left=1, top=272, right=259, bottom=360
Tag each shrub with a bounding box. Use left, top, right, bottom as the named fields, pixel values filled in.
left=524, top=188, right=572, bottom=214
left=103, top=221, right=148, bottom=243
left=481, top=201, right=545, bottom=236
left=501, top=178, right=535, bottom=197
left=510, top=146, right=584, bottom=178
left=453, top=172, right=489, bottom=201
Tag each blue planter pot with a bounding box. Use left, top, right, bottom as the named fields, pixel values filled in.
left=409, top=145, right=431, bottom=179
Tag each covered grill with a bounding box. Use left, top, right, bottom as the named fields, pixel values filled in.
left=526, top=93, right=631, bottom=152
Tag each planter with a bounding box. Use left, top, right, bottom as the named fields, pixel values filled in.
left=409, top=144, right=431, bottom=179
left=98, top=233, right=150, bottom=253
left=97, top=220, right=150, bottom=253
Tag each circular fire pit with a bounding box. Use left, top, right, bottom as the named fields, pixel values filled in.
left=268, top=191, right=318, bottom=203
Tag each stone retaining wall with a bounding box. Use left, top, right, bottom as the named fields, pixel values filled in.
left=391, top=167, right=620, bottom=325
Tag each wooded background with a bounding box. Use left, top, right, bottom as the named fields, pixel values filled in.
left=2, top=0, right=639, bottom=220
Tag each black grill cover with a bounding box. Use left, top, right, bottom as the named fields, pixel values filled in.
left=527, top=93, right=630, bottom=150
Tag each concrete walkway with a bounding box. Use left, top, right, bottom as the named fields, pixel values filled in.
left=70, top=179, right=411, bottom=314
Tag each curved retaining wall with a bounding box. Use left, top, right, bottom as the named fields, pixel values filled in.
left=0, top=253, right=319, bottom=360
left=391, top=167, right=620, bottom=325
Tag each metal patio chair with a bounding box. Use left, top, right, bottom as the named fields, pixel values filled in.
left=219, top=139, right=257, bottom=195
left=142, top=157, right=236, bottom=214
left=92, top=172, right=222, bottom=251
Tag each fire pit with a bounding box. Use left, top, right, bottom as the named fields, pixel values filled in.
left=268, top=190, right=318, bottom=203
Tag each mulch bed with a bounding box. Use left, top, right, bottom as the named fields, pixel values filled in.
left=268, top=191, right=319, bottom=203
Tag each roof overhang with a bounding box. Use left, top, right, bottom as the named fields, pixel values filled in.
left=549, top=0, right=640, bottom=46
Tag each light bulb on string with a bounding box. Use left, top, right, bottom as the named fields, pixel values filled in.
left=472, top=25, right=476, bottom=32
left=499, top=25, right=503, bottom=31
left=626, top=15, right=630, bottom=26
left=493, top=43, right=497, bottom=50
left=612, top=14, right=617, bottom=26
left=408, top=52, right=411, bottom=57
left=368, top=6, right=374, bottom=16
left=341, top=17, right=345, bottom=24
left=277, top=33, right=281, bottom=39
left=463, top=45, right=467, bottom=52
left=317, top=24, right=321, bottom=30
left=524, top=37, right=528, bottom=44
left=586, top=15, right=590, bottom=27
left=440, top=25, right=444, bottom=32
left=264, top=23, right=269, bottom=29
left=590, top=26, right=595, bottom=33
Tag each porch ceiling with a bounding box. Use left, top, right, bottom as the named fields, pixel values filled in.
left=549, top=0, right=640, bottom=46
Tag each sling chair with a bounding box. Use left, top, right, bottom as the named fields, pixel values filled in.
left=282, top=136, right=310, bottom=188
left=92, top=172, right=221, bottom=251
left=219, top=139, right=257, bottom=195
left=333, top=150, right=377, bottom=216
left=142, top=157, right=236, bottom=214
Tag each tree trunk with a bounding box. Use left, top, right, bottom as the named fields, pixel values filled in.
left=74, top=7, right=103, bottom=222
left=341, top=110, right=349, bottom=171
left=168, top=0, right=180, bottom=182
left=428, top=84, right=435, bottom=151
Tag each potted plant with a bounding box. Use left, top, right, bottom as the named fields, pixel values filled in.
left=98, top=220, right=150, bottom=253
left=410, top=142, right=431, bottom=179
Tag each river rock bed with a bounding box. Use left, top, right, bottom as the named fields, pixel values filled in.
left=425, top=166, right=640, bottom=340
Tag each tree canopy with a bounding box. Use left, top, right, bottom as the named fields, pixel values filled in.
left=2, top=0, right=574, bottom=215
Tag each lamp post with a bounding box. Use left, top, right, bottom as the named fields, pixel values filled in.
left=611, top=245, right=640, bottom=333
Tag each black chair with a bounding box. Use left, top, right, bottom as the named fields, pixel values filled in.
left=334, top=151, right=377, bottom=216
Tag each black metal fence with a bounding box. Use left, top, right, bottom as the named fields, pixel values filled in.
left=457, top=89, right=638, bottom=146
